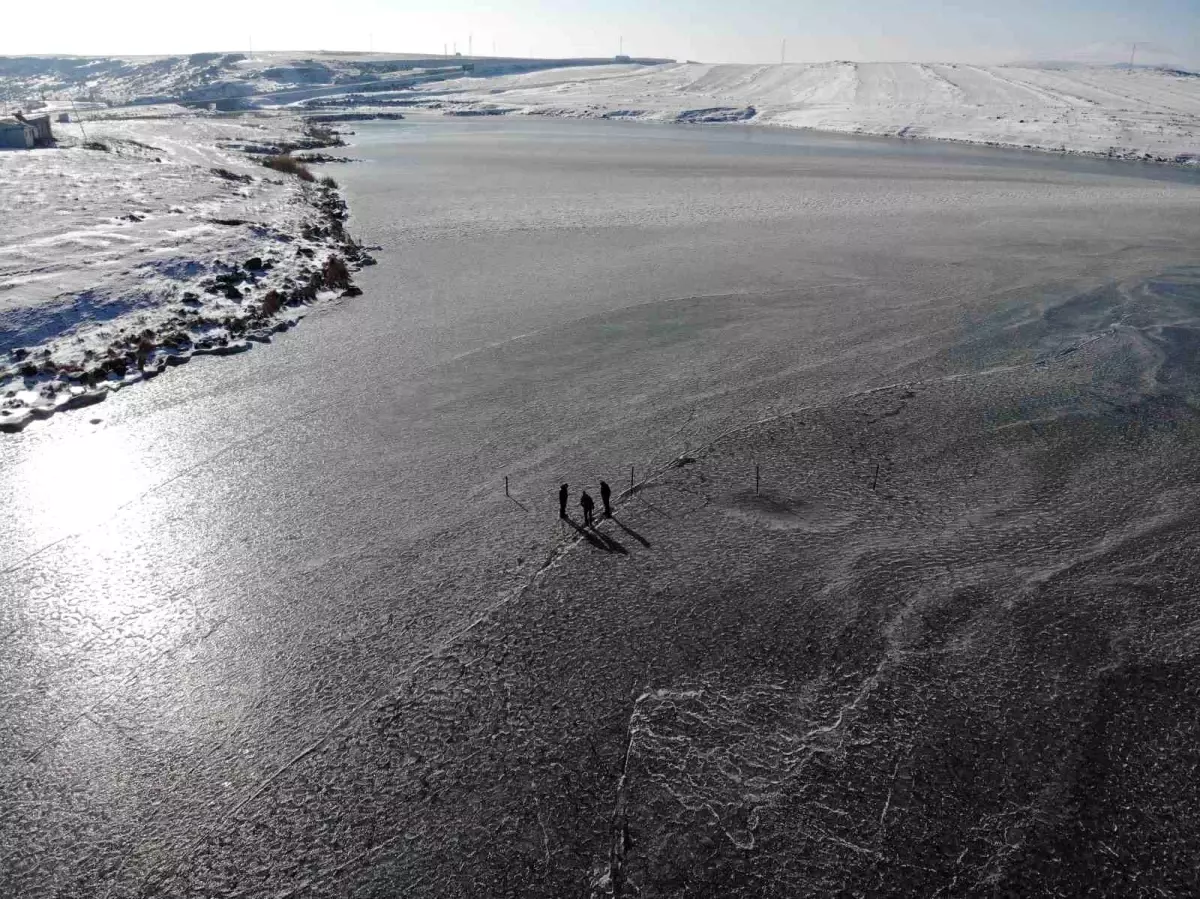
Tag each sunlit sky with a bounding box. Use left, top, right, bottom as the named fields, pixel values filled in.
left=3, top=0, right=1197, bottom=66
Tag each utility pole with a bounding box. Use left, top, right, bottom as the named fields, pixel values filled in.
left=469, top=33, right=473, bottom=57
left=70, top=97, right=87, bottom=142
left=619, top=35, right=623, bottom=56
left=1128, top=42, right=1144, bottom=72
left=781, top=38, right=786, bottom=65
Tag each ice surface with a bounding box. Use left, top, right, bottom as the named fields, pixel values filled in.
left=2, top=117, right=1200, bottom=896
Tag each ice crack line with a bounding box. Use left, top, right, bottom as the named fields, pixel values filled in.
left=600, top=691, right=647, bottom=899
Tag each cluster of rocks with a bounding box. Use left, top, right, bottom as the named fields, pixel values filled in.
left=202, top=256, right=275, bottom=300
left=291, top=153, right=353, bottom=164
left=228, top=123, right=347, bottom=157
left=211, top=166, right=254, bottom=183
left=304, top=112, right=407, bottom=124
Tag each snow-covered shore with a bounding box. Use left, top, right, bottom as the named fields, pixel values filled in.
left=415, top=61, right=1200, bottom=163
left=0, top=110, right=371, bottom=432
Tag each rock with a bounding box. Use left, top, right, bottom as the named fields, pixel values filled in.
left=340, top=286, right=363, bottom=298
left=10, top=348, right=28, bottom=361
left=244, top=257, right=264, bottom=271
left=261, top=290, right=284, bottom=316
left=225, top=285, right=243, bottom=300
left=18, top=363, right=38, bottom=378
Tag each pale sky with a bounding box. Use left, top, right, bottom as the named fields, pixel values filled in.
left=3, top=0, right=1197, bottom=67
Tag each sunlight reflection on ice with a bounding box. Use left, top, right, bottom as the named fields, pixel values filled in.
left=18, top=424, right=156, bottom=552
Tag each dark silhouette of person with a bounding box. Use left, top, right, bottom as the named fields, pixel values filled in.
left=580, top=491, right=595, bottom=527
left=600, top=480, right=612, bottom=517
left=559, top=483, right=569, bottom=519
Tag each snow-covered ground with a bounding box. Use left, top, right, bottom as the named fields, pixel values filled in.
left=0, top=110, right=368, bottom=432
left=0, top=52, right=665, bottom=109
left=416, top=61, right=1200, bottom=161
left=0, top=53, right=442, bottom=105
left=4, top=53, right=1197, bottom=161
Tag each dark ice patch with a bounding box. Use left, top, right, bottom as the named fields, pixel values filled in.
left=715, top=489, right=853, bottom=533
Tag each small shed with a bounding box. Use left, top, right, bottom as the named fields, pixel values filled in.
left=0, top=118, right=35, bottom=149
left=15, top=113, right=53, bottom=145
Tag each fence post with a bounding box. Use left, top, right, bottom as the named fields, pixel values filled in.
left=505, top=476, right=509, bottom=497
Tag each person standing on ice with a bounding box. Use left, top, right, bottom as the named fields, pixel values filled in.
left=580, top=491, right=596, bottom=527
left=600, top=480, right=612, bottom=518
left=559, top=483, right=569, bottom=519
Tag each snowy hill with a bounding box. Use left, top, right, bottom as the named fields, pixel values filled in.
left=415, top=61, right=1200, bottom=162
left=0, top=52, right=671, bottom=109
left=3, top=54, right=1195, bottom=161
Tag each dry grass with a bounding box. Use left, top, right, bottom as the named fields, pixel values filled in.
left=322, top=255, right=351, bottom=290
left=319, top=175, right=339, bottom=189
left=262, top=154, right=315, bottom=182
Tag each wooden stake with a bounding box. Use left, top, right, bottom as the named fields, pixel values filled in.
left=755, top=464, right=760, bottom=495
left=872, top=464, right=879, bottom=491
left=505, top=476, right=509, bottom=496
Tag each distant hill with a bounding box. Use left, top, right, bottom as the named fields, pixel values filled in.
left=0, top=52, right=673, bottom=109
left=1012, top=60, right=1198, bottom=76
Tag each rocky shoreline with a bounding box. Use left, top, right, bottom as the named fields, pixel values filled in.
left=0, top=120, right=374, bottom=434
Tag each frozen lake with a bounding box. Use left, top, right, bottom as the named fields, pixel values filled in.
left=3, top=116, right=1200, bottom=895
